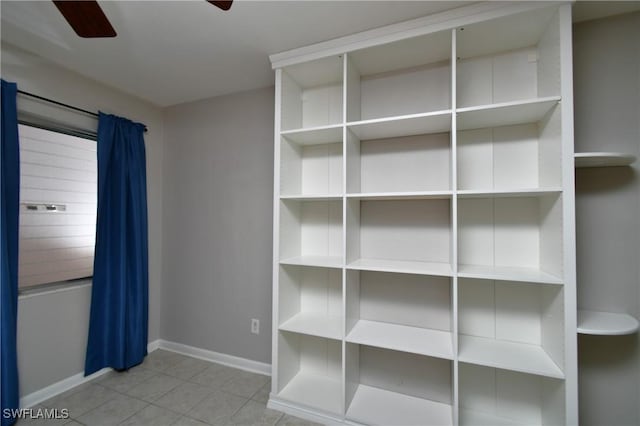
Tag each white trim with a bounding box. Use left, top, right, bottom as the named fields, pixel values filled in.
left=147, top=338, right=161, bottom=353
left=20, top=339, right=162, bottom=408
left=269, top=1, right=563, bottom=69
left=157, top=340, right=272, bottom=376
left=20, top=368, right=111, bottom=408
left=19, top=339, right=270, bottom=408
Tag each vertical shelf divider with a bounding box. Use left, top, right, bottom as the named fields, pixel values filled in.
left=450, top=27, right=459, bottom=426
left=272, top=68, right=283, bottom=396
left=558, top=5, right=578, bottom=424
left=341, top=52, right=349, bottom=419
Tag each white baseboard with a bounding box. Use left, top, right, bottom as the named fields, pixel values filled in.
left=20, top=368, right=111, bottom=408
left=157, top=339, right=271, bottom=376
left=147, top=339, right=161, bottom=352
left=21, top=339, right=163, bottom=408
left=20, top=339, right=270, bottom=408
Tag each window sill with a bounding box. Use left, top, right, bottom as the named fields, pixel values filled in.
left=18, top=278, right=92, bottom=300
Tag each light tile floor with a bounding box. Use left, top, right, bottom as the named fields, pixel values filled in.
left=17, top=350, right=320, bottom=426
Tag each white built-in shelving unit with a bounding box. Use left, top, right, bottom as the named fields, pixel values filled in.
left=270, top=2, right=577, bottom=425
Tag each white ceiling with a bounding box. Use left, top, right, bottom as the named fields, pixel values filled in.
left=0, top=1, right=475, bottom=107
left=2, top=1, right=639, bottom=107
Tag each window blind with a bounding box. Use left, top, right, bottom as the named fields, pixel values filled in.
left=18, top=124, right=97, bottom=288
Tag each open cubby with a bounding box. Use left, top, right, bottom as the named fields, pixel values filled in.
left=346, top=344, right=453, bottom=426
left=346, top=129, right=451, bottom=195
left=456, top=7, right=561, bottom=109
left=457, top=104, right=562, bottom=192
left=281, top=56, right=344, bottom=131
left=279, top=265, right=343, bottom=340
left=279, top=199, right=342, bottom=268
left=346, top=198, right=452, bottom=276
left=280, top=133, right=343, bottom=198
left=277, top=332, right=343, bottom=415
left=346, top=270, right=452, bottom=359
left=346, top=31, right=451, bottom=122
left=457, top=194, right=563, bottom=284
left=459, top=363, right=565, bottom=426
left=458, top=278, right=564, bottom=378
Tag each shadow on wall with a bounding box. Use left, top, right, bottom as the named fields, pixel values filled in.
left=576, top=167, right=637, bottom=193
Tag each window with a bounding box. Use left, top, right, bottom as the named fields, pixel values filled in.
left=18, top=124, right=97, bottom=288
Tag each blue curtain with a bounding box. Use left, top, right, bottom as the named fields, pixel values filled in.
left=1, top=80, right=20, bottom=426
left=85, top=112, right=148, bottom=375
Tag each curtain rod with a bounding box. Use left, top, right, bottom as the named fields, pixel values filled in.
left=17, top=89, right=148, bottom=132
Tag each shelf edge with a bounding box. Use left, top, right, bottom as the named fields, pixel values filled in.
left=577, top=310, right=640, bottom=335
left=574, top=152, right=637, bottom=168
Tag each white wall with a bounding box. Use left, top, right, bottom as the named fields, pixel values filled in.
left=1, top=42, right=164, bottom=396
left=162, top=87, right=274, bottom=364
left=573, top=12, right=640, bottom=426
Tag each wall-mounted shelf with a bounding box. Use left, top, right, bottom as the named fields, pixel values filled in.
left=577, top=310, right=640, bottom=335
left=574, top=152, right=637, bottom=168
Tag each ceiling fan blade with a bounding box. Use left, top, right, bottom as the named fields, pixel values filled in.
left=207, top=1, right=233, bottom=11
left=53, top=0, right=116, bottom=38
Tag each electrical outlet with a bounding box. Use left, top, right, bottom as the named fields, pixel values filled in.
left=251, top=318, right=260, bottom=335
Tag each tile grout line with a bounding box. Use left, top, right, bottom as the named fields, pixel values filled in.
left=114, top=400, right=153, bottom=426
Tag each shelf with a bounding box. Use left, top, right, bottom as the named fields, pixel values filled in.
left=458, top=335, right=564, bottom=379
left=347, top=31, right=451, bottom=123
left=280, top=194, right=342, bottom=201
left=281, top=125, right=343, bottom=146
left=278, top=371, right=342, bottom=415
left=348, top=30, right=451, bottom=76
left=347, top=110, right=451, bottom=140
left=458, top=264, right=563, bottom=285
left=279, top=137, right=342, bottom=198
left=346, top=319, right=453, bottom=360
left=347, top=258, right=453, bottom=277
left=347, top=384, right=453, bottom=426
left=457, top=97, right=560, bottom=131
left=457, top=104, right=562, bottom=192
left=574, top=152, right=636, bottom=168
left=280, top=256, right=342, bottom=269
left=280, top=57, right=343, bottom=132
left=459, top=362, right=564, bottom=426
left=280, top=198, right=342, bottom=264
left=458, top=196, right=563, bottom=282
left=460, top=409, right=525, bottom=426
left=577, top=310, right=639, bottom=336
left=347, top=191, right=452, bottom=201
left=279, top=313, right=342, bottom=340
left=348, top=130, right=451, bottom=194
left=456, top=6, right=558, bottom=60
left=457, top=188, right=562, bottom=198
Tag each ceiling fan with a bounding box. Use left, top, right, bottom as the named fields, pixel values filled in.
left=52, top=1, right=233, bottom=38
